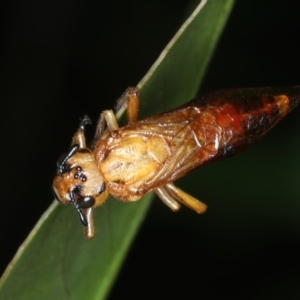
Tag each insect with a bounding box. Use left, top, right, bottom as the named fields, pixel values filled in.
left=53, top=86, right=300, bottom=239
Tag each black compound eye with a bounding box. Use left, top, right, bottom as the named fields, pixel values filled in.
left=77, top=195, right=96, bottom=208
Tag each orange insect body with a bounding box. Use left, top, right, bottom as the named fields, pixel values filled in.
left=53, top=86, right=300, bottom=238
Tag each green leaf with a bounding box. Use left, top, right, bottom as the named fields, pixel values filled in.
left=0, top=1, right=234, bottom=299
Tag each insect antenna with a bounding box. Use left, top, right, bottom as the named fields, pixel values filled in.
left=70, top=190, right=88, bottom=227
left=57, top=144, right=79, bottom=174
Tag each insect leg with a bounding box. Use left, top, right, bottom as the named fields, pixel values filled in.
left=115, top=87, right=140, bottom=123
left=92, top=109, right=119, bottom=150
left=91, top=109, right=120, bottom=148
left=92, top=113, right=106, bottom=146
left=71, top=115, right=91, bottom=148
left=165, top=183, right=207, bottom=214
left=155, top=187, right=181, bottom=211
left=93, top=87, right=140, bottom=146
left=83, top=208, right=95, bottom=239
left=126, top=87, right=139, bottom=123
left=102, top=110, right=119, bottom=131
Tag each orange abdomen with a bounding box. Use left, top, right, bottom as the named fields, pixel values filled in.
left=189, top=87, right=300, bottom=161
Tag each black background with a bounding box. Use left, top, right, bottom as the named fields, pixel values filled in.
left=1, top=1, right=300, bottom=299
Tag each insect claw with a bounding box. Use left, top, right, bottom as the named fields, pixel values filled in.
left=78, top=115, right=92, bottom=131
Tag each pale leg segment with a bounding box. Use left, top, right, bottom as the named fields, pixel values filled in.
left=103, top=110, right=119, bottom=131
left=92, top=87, right=140, bottom=147
left=83, top=208, right=95, bottom=239
left=165, top=183, right=207, bottom=213
left=71, top=115, right=91, bottom=148
left=155, top=182, right=207, bottom=213
left=92, top=114, right=105, bottom=146
left=114, top=87, right=140, bottom=123
left=155, top=187, right=181, bottom=211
